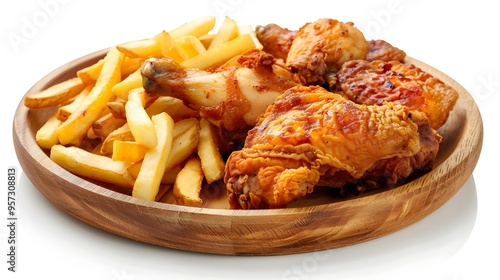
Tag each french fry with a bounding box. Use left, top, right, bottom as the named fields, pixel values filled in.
left=117, top=38, right=160, bottom=58
left=199, top=33, right=216, bottom=49
left=50, top=145, right=134, bottom=188
left=175, top=35, right=206, bottom=60
left=125, top=88, right=157, bottom=148
left=91, top=112, right=127, bottom=140
left=168, top=16, right=216, bottom=39
left=153, top=30, right=183, bottom=62
left=164, top=118, right=200, bottom=171
left=77, top=59, right=104, bottom=84
left=173, top=155, right=204, bottom=207
left=112, top=68, right=143, bottom=100
left=132, top=112, right=174, bottom=201
left=208, top=17, right=238, bottom=50
left=24, top=77, right=85, bottom=108
left=237, top=24, right=263, bottom=50
left=36, top=112, right=62, bottom=149
left=111, top=140, right=148, bottom=164
left=197, top=118, right=225, bottom=183
left=145, top=96, right=198, bottom=119
left=121, top=57, right=145, bottom=76
left=180, top=34, right=255, bottom=69
left=127, top=161, right=182, bottom=185
left=107, top=100, right=127, bottom=119
left=117, top=30, right=179, bottom=60
left=57, top=47, right=124, bottom=145
left=56, top=84, right=93, bottom=121
left=101, top=123, right=134, bottom=155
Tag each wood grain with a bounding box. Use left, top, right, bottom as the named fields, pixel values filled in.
left=12, top=50, right=483, bottom=255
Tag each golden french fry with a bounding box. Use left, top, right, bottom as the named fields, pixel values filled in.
left=117, top=30, right=178, bottom=60
left=132, top=112, right=175, bottom=201
left=57, top=47, right=124, bottom=145
left=101, top=123, right=134, bottom=155
left=168, top=16, right=216, bottom=39
left=198, top=33, right=215, bottom=49
left=125, top=88, right=157, bottom=148
left=117, top=38, right=160, bottom=58
left=36, top=112, right=62, bottom=150
left=127, top=161, right=182, bottom=185
left=121, top=57, right=145, bottom=76
left=50, top=145, right=134, bottom=188
left=24, top=77, right=85, bottom=108
left=77, top=59, right=104, bottom=84
left=112, top=68, right=142, bottom=100
left=237, top=24, right=263, bottom=50
left=107, top=100, right=127, bottom=119
left=173, top=155, right=204, bottom=207
left=180, top=34, right=255, bottom=69
left=91, top=112, right=127, bottom=140
left=197, top=118, right=225, bottom=183
left=145, top=96, right=198, bottom=118
left=164, top=118, right=200, bottom=171
left=208, top=17, right=238, bottom=50
left=175, top=35, right=206, bottom=60
left=56, top=84, right=93, bottom=121
left=153, top=30, right=183, bottom=62
left=112, top=140, right=148, bottom=164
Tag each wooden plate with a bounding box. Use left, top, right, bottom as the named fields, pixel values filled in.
left=13, top=49, right=483, bottom=256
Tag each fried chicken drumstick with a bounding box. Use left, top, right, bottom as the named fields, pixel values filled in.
left=141, top=49, right=298, bottom=132
left=225, top=86, right=441, bottom=209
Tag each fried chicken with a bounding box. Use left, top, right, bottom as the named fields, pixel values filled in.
left=141, top=49, right=299, bottom=132
left=255, top=23, right=296, bottom=61
left=286, top=18, right=368, bottom=85
left=337, top=60, right=459, bottom=129
left=366, top=39, right=407, bottom=62
left=225, top=86, right=441, bottom=209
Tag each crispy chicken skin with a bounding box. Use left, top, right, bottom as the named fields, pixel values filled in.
left=255, top=23, right=296, bottom=60
left=366, top=39, right=407, bottom=62
left=337, top=60, right=459, bottom=129
left=286, top=19, right=368, bottom=85
left=225, top=85, right=440, bottom=209
left=141, top=49, right=298, bottom=132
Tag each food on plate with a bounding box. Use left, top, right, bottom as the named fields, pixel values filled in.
left=198, top=118, right=226, bottom=183
left=336, top=60, right=459, bottom=129
left=24, top=77, right=85, bottom=109
left=225, top=86, right=441, bottom=209
left=285, top=18, right=368, bottom=85
left=141, top=49, right=298, bottom=132
left=132, top=112, right=174, bottom=201
left=255, top=23, right=296, bottom=60
left=173, top=156, right=204, bottom=207
left=50, top=144, right=134, bottom=188
left=24, top=15, right=458, bottom=209
left=365, top=39, right=407, bottom=62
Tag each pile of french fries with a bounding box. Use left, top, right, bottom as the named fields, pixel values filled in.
left=25, top=16, right=262, bottom=206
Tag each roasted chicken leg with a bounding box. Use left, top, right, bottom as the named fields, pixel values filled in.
left=225, top=85, right=441, bottom=209
left=141, top=49, right=299, bottom=132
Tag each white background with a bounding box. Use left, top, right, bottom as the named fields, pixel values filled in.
left=1, top=0, right=498, bottom=279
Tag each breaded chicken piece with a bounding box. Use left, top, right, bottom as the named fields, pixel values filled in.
left=286, top=18, right=368, bottom=85
left=225, top=86, right=440, bottom=209
left=366, top=39, right=406, bottom=62
left=255, top=23, right=296, bottom=61
left=337, top=60, right=459, bottom=129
